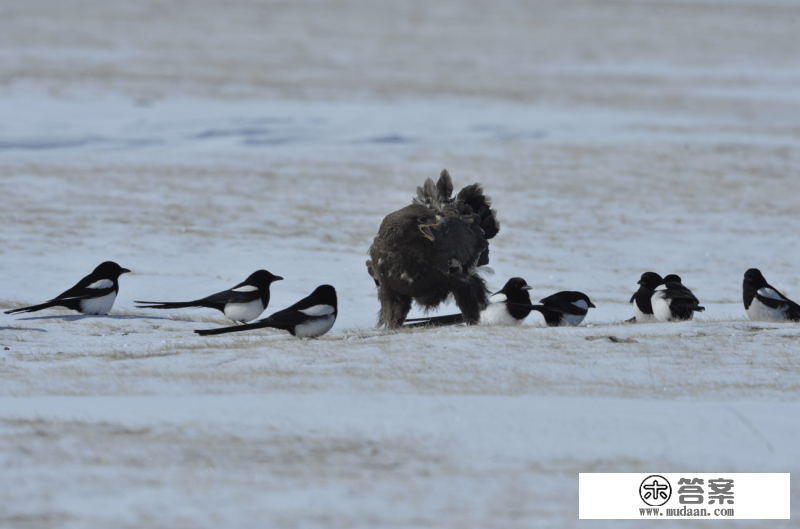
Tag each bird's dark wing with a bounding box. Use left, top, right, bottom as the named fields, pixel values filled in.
left=537, top=298, right=589, bottom=317
left=263, top=304, right=334, bottom=327
left=755, top=287, right=800, bottom=318
left=52, top=277, right=115, bottom=302
left=136, top=288, right=260, bottom=309
left=202, top=289, right=261, bottom=304
left=660, top=286, right=704, bottom=313
left=435, top=216, right=487, bottom=277
left=663, top=284, right=700, bottom=302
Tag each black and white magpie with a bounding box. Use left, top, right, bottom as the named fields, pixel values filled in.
left=135, top=270, right=282, bottom=324
left=4, top=261, right=131, bottom=316
left=650, top=274, right=704, bottom=322
left=743, top=268, right=800, bottom=322
left=404, top=277, right=534, bottom=327
left=195, top=285, right=337, bottom=338
left=630, top=272, right=663, bottom=323
left=524, top=291, right=596, bottom=327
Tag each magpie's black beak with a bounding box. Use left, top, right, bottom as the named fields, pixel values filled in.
left=637, top=279, right=644, bottom=285
left=274, top=276, right=284, bottom=281
left=588, top=301, right=596, bottom=308
left=522, top=286, right=533, bottom=291
left=120, top=268, right=132, bottom=274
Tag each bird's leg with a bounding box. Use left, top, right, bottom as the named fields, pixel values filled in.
left=453, top=277, right=488, bottom=325
left=377, top=287, right=412, bottom=328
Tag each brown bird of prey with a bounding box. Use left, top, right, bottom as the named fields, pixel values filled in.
left=367, top=169, right=500, bottom=328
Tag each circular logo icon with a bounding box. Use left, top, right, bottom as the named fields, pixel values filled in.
left=639, top=475, right=672, bottom=507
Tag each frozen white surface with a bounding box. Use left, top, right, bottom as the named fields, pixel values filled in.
left=1, top=0, right=800, bottom=527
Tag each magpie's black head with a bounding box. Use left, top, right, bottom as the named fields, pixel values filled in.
left=496, top=277, right=533, bottom=303
left=93, top=261, right=131, bottom=278
left=246, top=270, right=283, bottom=288
left=663, top=274, right=682, bottom=284
left=311, top=285, right=338, bottom=308
left=744, top=268, right=767, bottom=288
left=637, top=272, right=663, bottom=288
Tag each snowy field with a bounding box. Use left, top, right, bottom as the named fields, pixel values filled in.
left=1, top=0, right=800, bottom=527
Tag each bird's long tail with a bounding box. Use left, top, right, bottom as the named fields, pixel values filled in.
left=403, top=313, right=465, bottom=328
left=4, top=300, right=61, bottom=315
left=135, top=300, right=203, bottom=310
left=195, top=321, right=275, bottom=336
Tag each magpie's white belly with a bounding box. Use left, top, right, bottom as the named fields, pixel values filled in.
left=560, top=313, right=586, bottom=326
left=480, top=302, right=519, bottom=325
left=294, top=314, right=336, bottom=338
left=746, top=297, right=787, bottom=322
left=224, top=299, right=264, bottom=322
left=633, top=299, right=659, bottom=323
left=79, top=292, right=117, bottom=315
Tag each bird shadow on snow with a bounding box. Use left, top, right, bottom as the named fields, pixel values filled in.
left=0, top=325, right=47, bottom=332
left=14, top=314, right=185, bottom=323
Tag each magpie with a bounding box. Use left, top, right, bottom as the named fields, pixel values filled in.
left=404, top=277, right=534, bottom=327
left=4, top=261, right=131, bottom=316
left=135, top=270, right=282, bottom=324
left=650, top=274, right=704, bottom=322
left=367, top=169, right=499, bottom=328
left=629, top=272, right=662, bottom=323
left=743, top=268, right=800, bottom=322
left=195, top=285, right=337, bottom=338
left=524, top=291, right=596, bottom=327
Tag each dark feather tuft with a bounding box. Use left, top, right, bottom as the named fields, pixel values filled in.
left=436, top=169, right=453, bottom=199
left=456, top=184, right=499, bottom=240
left=481, top=209, right=500, bottom=239
left=413, top=178, right=438, bottom=207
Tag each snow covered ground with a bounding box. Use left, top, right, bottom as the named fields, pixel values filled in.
left=1, top=0, right=799, bottom=527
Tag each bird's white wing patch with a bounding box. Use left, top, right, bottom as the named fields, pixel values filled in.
left=571, top=299, right=588, bottom=309
left=299, top=304, right=335, bottom=317
left=489, top=293, right=507, bottom=304
left=232, top=285, right=258, bottom=292
left=654, top=284, right=668, bottom=291
left=757, top=288, right=784, bottom=301
left=87, top=279, right=114, bottom=289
